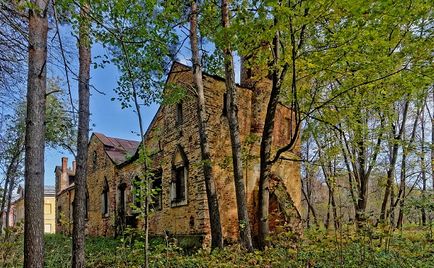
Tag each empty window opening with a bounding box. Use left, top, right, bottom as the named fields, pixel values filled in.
left=151, top=170, right=163, bottom=210
left=176, top=102, right=183, bottom=126
left=101, top=178, right=109, bottom=216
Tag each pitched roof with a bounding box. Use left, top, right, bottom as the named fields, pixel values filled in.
left=44, top=185, right=56, bottom=195
left=93, top=133, right=140, bottom=165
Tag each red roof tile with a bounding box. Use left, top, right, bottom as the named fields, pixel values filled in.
left=93, top=133, right=140, bottom=165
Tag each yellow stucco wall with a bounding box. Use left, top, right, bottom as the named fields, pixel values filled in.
left=44, top=196, right=56, bottom=233
left=14, top=195, right=56, bottom=234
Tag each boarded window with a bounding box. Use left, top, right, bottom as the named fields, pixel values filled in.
left=44, top=203, right=51, bottom=215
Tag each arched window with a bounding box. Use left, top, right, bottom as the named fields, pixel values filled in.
left=117, top=182, right=127, bottom=217
left=101, top=178, right=109, bottom=217
left=171, top=145, right=188, bottom=206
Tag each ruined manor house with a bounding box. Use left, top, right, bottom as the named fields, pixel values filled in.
left=55, top=61, right=301, bottom=244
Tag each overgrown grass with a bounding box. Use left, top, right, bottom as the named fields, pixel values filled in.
left=1, top=225, right=433, bottom=267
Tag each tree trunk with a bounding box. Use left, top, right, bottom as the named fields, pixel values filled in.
left=325, top=192, right=331, bottom=230
left=24, top=1, right=48, bottom=266
left=389, top=185, right=395, bottom=226
left=5, top=174, right=16, bottom=231
left=380, top=101, right=409, bottom=223
left=301, top=175, right=319, bottom=228
left=0, top=171, right=10, bottom=233
left=396, top=145, right=407, bottom=229
left=220, top=0, right=253, bottom=251
left=420, top=109, right=427, bottom=226
left=258, top=28, right=283, bottom=249
left=72, top=3, right=91, bottom=267
left=190, top=0, right=223, bottom=249
left=0, top=143, right=23, bottom=234
left=355, top=173, right=369, bottom=228
left=431, top=90, right=434, bottom=189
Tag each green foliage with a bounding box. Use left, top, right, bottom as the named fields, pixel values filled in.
left=1, top=226, right=433, bottom=267
left=92, top=0, right=183, bottom=109
left=0, top=222, right=23, bottom=267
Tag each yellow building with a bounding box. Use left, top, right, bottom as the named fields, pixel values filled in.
left=11, top=185, right=56, bottom=233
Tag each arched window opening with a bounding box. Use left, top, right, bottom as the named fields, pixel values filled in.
left=171, top=145, right=188, bottom=206
left=101, top=178, right=109, bottom=217
left=118, top=182, right=127, bottom=217
left=151, top=169, right=163, bottom=211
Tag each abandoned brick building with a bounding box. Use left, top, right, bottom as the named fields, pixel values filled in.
left=55, top=61, right=301, bottom=243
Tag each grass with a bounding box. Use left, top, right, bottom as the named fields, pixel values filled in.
left=1, top=225, right=433, bottom=267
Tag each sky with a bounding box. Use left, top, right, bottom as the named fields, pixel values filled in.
left=44, top=41, right=159, bottom=186
left=40, top=25, right=240, bottom=187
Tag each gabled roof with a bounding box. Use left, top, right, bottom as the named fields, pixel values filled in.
left=109, top=61, right=253, bottom=167
left=92, top=132, right=140, bottom=165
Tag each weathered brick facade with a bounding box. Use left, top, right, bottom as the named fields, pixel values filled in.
left=56, top=61, right=301, bottom=244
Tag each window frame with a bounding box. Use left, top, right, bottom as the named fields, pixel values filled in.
left=170, top=145, right=188, bottom=207
left=175, top=102, right=183, bottom=126
left=101, top=178, right=110, bottom=217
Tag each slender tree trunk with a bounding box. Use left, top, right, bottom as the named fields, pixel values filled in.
left=258, top=28, right=283, bottom=249
left=396, top=146, right=407, bottom=229
left=389, top=185, right=395, bottom=226
left=391, top=106, right=421, bottom=220
left=190, top=0, right=223, bottom=249
left=380, top=101, right=409, bottom=223
left=325, top=193, right=331, bottom=230
left=431, top=90, right=434, bottom=188
left=5, top=175, right=16, bottom=231
left=72, top=3, right=91, bottom=267
left=330, top=184, right=339, bottom=230
left=302, top=173, right=319, bottom=228
left=1, top=144, right=23, bottom=234
left=355, top=174, right=368, bottom=228
left=421, top=110, right=427, bottom=226
left=24, top=1, right=49, bottom=266
left=220, top=0, right=253, bottom=251
left=0, top=172, right=10, bottom=233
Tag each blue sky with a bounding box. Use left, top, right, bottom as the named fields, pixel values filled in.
left=43, top=26, right=241, bottom=186
left=44, top=41, right=159, bottom=186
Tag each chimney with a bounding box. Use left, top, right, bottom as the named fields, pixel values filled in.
left=240, top=52, right=272, bottom=134
left=72, top=160, right=76, bottom=174
left=62, top=157, right=68, bottom=173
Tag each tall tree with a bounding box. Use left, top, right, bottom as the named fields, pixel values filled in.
left=220, top=0, right=253, bottom=251
left=71, top=1, right=91, bottom=267
left=380, top=100, right=409, bottom=223
left=190, top=0, right=223, bottom=249
left=24, top=0, right=49, bottom=266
